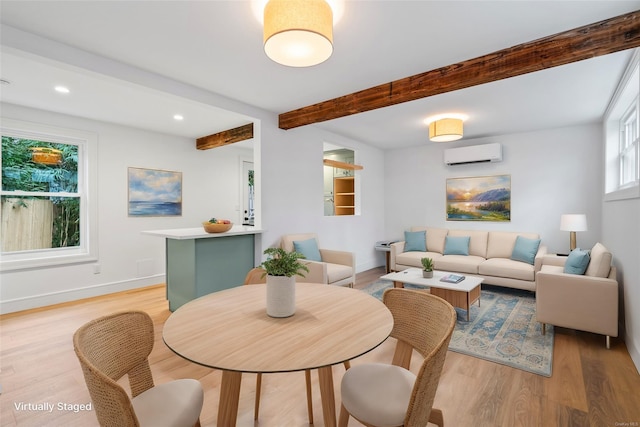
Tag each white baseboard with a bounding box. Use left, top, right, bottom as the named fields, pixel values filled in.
left=0, top=274, right=166, bottom=315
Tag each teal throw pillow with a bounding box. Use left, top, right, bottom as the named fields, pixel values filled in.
left=293, top=238, right=322, bottom=262
left=404, top=230, right=426, bottom=252
left=443, top=236, right=470, bottom=256
left=511, top=236, right=541, bottom=265
left=563, top=248, right=590, bottom=275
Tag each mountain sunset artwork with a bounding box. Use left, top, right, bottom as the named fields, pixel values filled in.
left=446, top=175, right=511, bottom=221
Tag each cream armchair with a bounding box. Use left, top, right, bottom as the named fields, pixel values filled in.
left=536, top=243, right=618, bottom=348
left=281, top=233, right=356, bottom=287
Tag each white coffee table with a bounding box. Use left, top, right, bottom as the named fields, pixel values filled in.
left=381, top=268, right=483, bottom=321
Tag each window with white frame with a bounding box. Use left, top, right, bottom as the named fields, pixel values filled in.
left=620, top=100, right=639, bottom=188
left=604, top=49, right=640, bottom=200
left=0, top=118, right=98, bottom=270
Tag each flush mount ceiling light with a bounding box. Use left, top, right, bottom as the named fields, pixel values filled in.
left=54, top=85, right=70, bottom=94
left=263, top=0, right=334, bottom=67
left=424, top=114, right=467, bottom=142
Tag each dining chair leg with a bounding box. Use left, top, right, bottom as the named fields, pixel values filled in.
left=429, top=408, right=444, bottom=427
left=338, top=404, right=350, bottom=427
left=304, top=369, right=314, bottom=424
left=254, top=373, right=262, bottom=420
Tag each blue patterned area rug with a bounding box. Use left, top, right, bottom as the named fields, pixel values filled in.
left=362, top=280, right=554, bottom=377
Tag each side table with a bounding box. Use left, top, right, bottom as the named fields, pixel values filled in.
left=374, top=241, right=396, bottom=273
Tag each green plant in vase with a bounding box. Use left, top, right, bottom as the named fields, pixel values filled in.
left=260, top=247, right=309, bottom=277
left=421, top=257, right=434, bottom=278
left=260, top=248, right=310, bottom=318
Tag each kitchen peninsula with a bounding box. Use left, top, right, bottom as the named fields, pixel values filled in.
left=143, top=225, right=264, bottom=311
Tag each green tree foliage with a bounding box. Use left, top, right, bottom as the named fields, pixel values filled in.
left=2, top=137, right=80, bottom=248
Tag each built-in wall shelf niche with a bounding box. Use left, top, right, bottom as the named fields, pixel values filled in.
left=334, top=176, right=355, bottom=215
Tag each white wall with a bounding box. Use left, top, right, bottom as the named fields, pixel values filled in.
left=259, top=117, right=387, bottom=273
left=384, top=124, right=604, bottom=254
left=602, top=198, right=640, bottom=372
left=1, top=103, right=253, bottom=313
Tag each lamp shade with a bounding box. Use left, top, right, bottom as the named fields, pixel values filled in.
left=560, top=214, right=588, bottom=232
left=429, top=118, right=463, bottom=142
left=264, top=0, right=333, bottom=67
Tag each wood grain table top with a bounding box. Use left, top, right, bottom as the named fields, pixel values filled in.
left=163, top=283, right=393, bottom=373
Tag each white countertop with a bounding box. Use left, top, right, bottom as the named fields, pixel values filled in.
left=142, top=225, right=264, bottom=240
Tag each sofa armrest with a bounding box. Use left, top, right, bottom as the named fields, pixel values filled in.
left=533, top=245, right=548, bottom=272
left=302, top=261, right=328, bottom=284
left=319, top=249, right=354, bottom=269
left=536, top=269, right=618, bottom=337
left=389, top=241, right=405, bottom=271
left=542, top=254, right=568, bottom=268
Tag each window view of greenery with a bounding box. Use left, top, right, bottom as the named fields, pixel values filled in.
left=1, top=137, right=80, bottom=252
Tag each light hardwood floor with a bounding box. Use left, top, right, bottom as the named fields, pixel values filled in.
left=1, top=267, right=639, bottom=427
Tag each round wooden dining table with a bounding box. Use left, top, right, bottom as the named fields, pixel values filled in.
left=163, top=282, right=394, bottom=427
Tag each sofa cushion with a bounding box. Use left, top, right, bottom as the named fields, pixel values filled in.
left=449, top=229, right=488, bottom=258
left=293, top=238, right=322, bottom=262
left=479, top=258, right=536, bottom=281
left=396, top=251, right=442, bottom=268
left=326, top=262, right=353, bottom=283
left=585, top=242, right=612, bottom=278
left=436, top=255, right=484, bottom=274
left=487, top=231, right=539, bottom=259
left=444, top=236, right=470, bottom=255
left=511, top=236, right=541, bottom=265
left=404, top=230, right=426, bottom=252
left=563, top=248, right=590, bottom=275
left=425, top=227, right=449, bottom=253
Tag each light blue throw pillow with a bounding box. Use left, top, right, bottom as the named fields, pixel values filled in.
left=511, top=236, right=541, bottom=265
left=443, top=236, right=470, bottom=256
left=564, top=248, right=590, bottom=275
left=293, top=238, right=322, bottom=262
left=404, top=230, right=426, bottom=252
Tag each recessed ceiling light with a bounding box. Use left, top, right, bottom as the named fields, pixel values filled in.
left=173, top=114, right=184, bottom=121
left=54, top=86, right=70, bottom=94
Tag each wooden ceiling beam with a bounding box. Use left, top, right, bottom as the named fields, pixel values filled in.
left=196, top=123, right=254, bottom=150
left=279, top=10, right=640, bottom=130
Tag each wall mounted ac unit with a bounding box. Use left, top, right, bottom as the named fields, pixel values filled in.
left=444, top=143, right=502, bottom=166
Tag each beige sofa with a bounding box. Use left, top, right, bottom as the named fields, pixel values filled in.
left=280, top=233, right=356, bottom=287
left=536, top=243, right=618, bottom=348
left=390, top=227, right=546, bottom=291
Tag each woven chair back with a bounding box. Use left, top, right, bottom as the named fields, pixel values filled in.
left=244, top=267, right=267, bottom=285
left=73, top=311, right=156, bottom=427
left=382, top=288, right=456, bottom=427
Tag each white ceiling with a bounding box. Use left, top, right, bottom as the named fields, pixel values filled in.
left=1, top=1, right=639, bottom=150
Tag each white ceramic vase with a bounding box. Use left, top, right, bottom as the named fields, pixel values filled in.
left=423, top=270, right=433, bottom=278
left=266, top=275, right=296, bottom=317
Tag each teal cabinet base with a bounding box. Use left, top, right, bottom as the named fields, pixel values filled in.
left=166, top=234, right=255, bottom=311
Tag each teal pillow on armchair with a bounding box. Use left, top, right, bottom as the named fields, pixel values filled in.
left=293, top=238, right=322, bottom=262
left=564, top=248, right=590, bottom=275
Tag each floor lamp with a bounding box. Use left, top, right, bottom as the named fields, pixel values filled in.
left=560, top=214, right=588, bottom=251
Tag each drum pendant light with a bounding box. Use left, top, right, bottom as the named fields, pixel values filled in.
left=264, top=0, right=333, bottom=67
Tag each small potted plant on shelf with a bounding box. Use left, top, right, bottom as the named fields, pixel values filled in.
left=421, top=257, right=434, bottom=278
left=260, top=248, right=310, bottom=318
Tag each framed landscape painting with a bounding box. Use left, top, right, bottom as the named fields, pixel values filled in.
left=446, top=175, right=511, bottom=221
left=128, top=167, right=182, bottom=216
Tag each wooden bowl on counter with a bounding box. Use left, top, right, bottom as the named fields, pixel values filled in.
left=202, top=222, right=233, bottom=233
